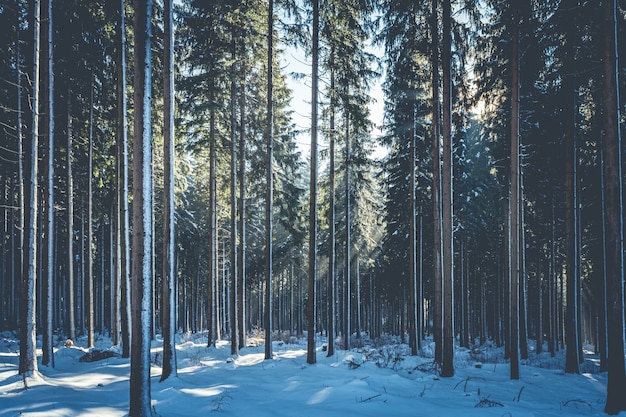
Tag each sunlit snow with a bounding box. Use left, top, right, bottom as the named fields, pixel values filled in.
left=0, top=332, right=617, bottom=416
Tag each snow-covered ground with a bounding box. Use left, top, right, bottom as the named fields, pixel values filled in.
left=0, top=331, right=617, bottom=416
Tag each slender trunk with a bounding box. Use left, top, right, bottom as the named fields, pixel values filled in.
left=344, top=97, right=351, bottom=351
left=42, top=0, right=54, bottom=368
left=307, top=0, right=318, bottom=365
left=409, top=103, right=418, bottom=355
left=519, top=170, right=528, bottom=360
left=229, top=30, right=238, bottom=357
left=87, top=72, right=95, bottom=348
left=564, top=73, right=580, bottom=374
left=440, top=0, right=454, bottom=378
left=509, top=11, right=520, bottom=380
left=16, top=20, right=24, bottom=333
left=327, top=58, right=336, bottom=358
left=129, top=0, right=154, bottom=413
left=238, top=33, right=246, bottom=350
left=208, top=84, right=217, bottom=347
left=20, top=0, right=40, bottom=377
left=548, top=193, right=556, bottom=357
left=264, top=0, right=274, bottom=361
left=431, top=0, right=443, bottom=366
left=602, top=0, right=626, bottom=413
left=160, top=0, right=177, bottom=382
left=598, top=146, right=608, bottom=371
left=118, top=0, right=131, bottom=358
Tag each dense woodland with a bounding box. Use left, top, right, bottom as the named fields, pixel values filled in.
left=1, top=0, right=626, bottom=415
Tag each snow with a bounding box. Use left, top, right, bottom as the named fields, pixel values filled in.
left=0, top=331, right=620, bottom=416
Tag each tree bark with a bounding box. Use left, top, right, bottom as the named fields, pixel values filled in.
left=344, top=94, right=351, bottom=351
left=440, top=0, right=454, bottom=378
left=264, top=0, right=274, bottom=361
left=602, top=0, right=626, bottom=414
left=208, top=82, right=217, bottom=348
left=409, top=104, right=418, bottom=356
left=160, top=0, right=177, bottom=382
left=307, top=0, right=318, bottom=365
left=238, top=31, right=246, bottom=351
left=117, top=0, right=131, bottom=358
left=327, top=57, right=336, bottom=358
left=509, top=10, right=520, bottom=380
left=229, top=29, right=238, bottom=357
left=19, top=0, right=40, bottom=378
left=431, top=0, right=443, bottom=367
left=86, top=72, right=95, bottom=349
left=42, top=0, right=54, bottom=368
left=129, top=0, right=154, bottom=413
left=564, top=62, right=580, bottom=374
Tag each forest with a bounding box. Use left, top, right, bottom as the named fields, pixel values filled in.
left=1, top=0, right=626, bottom=415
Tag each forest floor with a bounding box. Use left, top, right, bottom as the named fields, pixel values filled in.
left=0, top=330, right=617, bottom=416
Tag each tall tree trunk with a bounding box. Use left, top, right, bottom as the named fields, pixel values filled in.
left=598, top=145, right=608, bottom=371
left=160, top=0, right=177, bottom=382
left=16, top=18, right=25, bottom=335
left=431, top=0, right=443, bottom=366
left=548, top=193, right=556, bottom=357
left=129, top=0, right=154, bottom=413
left=117, top=0, right=131, bottom=358
left=66, top=91, right=76, bottom=341
left=440, top=0, right=454, bottom=378
left=564, top=71, right=580, bottom=374
left=519, top=171, right=528, bottom=360
left=20, top=0, right=40, bottom=378
left=42, top=0, right=54, bottom=368
left=327, top=58, right=336, bottom=358
left=344, top=95, right=351, bottom=351
left=86, top=72, right=95, bottom=349
left=238, top=32, right=246, bottom=350
left=229, top=29, right=238, bottom=357
left=307, top=0, right=318, bottom=365
left=602, top=0, right=626, bottom=414
left=509, top=10, right=520, bottom=380
left=208, top=82, right=217, bottom=348
left=409, top=103, right=418, bottom=356
left=264, top=0, right=274, bottom=361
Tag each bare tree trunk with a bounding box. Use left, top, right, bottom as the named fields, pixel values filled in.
left=117, top=0, right=131, bottom=358
left=598, top=146, right=608, bottom=371
left=66, top=92, right=76, bottom=341
left=307, top=0, right=318, bottom=365
left=431, top=0, right=443, bottom=366
left=327, top=57, right=336, bottom=358
left=440, top=0, right=454, bottom=378
left=229, top=29, right=238, bottom=357
left=238, top=32, right=246, bottom=350
left=207, top=83, right=217, bottom=348
left=602, top=1, right=626, bottom=414
left=86, top=72, right=95, bottom=349
left=344, top=96, right=351, bottom=351
left=564, top=69, right=580, bottom=374
left=160, top=0, right=177, bottom=382
left=129, top=0, right=154, bottom=413
left=509, top=10, right=520, bottom=380
left=409, top=103, right=418, bottom=356
left=20, top=0, right=40, bottom=378
left=16, top=11, right=24, bottom=334
left=264, top=0, right=274, bottom=361
left=43, top=0, right=55, bottom=368
left=519, top=171, right=528, bottom=360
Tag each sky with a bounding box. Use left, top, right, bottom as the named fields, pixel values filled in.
left=281, top=40, right=386, bottom=161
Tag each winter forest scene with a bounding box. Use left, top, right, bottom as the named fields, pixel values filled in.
left=2, top=0, right=626, bottom=415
